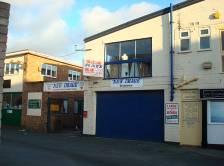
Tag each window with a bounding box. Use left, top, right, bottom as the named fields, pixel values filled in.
left=3, top=80, right=11, bottom=88
left=208, top=101, right=224, bottom=124
left=4, top=63, right=20, bottom=75
left=221, top=31, right=224, bottom=72
left=3, top=93, right=22, bottom=109
left=68, top=70, right=81, bottom=81
left=41, top=64, right=57, bottom=78
left=104, top=38, right=152, bottom=79
left=180, top=31, right=190, bottom=52
left=200, top=28, right=211, bottom=50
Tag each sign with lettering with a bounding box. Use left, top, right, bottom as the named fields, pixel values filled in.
left=165, top=103, right=179, bottom=124
left=200, top=89, right=224, bottom=99
left=44, top=81, right=84, bottom=92
left=111, top=78, right=143, bottom=88
left=28, top=99, right=41, bottom=109
left=83, top=59, right=103, bottom=77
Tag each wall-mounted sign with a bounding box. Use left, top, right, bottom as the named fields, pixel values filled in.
left=111, top=78, right=143, bottom=88
left=50, top=104, right=60, bottom=112
left=165, top=103, right=179, bottom=124
left=83, top=59, right=103, bottom=77
left=28, top=99, right=41, bottom=109
left=200, top=89, right=224, bottom=99
left=44, top=81, right=84, bottom=92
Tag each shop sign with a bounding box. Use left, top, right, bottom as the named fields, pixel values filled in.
left=83, top=59, right=103, bottom=77
left=44, top=81, right=84, bottom=92
left=111, top=78, right=143, bottom=88
left=200, top=89, right=224, bottom=99
left=28, top=99, right=41, bottom=109
left=165, top=103, right=179, bottom=124
left=50, top=104, right=59, bottom=112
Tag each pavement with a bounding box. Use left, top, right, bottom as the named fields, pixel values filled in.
left=0, top=127, right=224, bottom=166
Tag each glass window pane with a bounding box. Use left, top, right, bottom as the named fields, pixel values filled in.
left=121, top=63, right=130, bottom=77
left=181, top=32, right=189, bottom=37
left=52, top=66, right=57, bottom=77
left=222, top=56, right=224, bottom=72
left=136, top=38, right=152, bottom=59
left=41, top=64, right=46, bottom=75
left=11, top=93, right=22, bottom=109
left=200, top=37, right=210, bottom=49
left=221, top=31, right=224, bottom=51
left=210, top=102, right=224, bottom=123
left=74, top=101, right=78, bottom=114
left=201, top=29, right=209, bottom=35
left=3, top=93, right=11, bottom=108
left=181, top=39, right=190, bottom=51
left=5, top=64, right=9, bottom=74
left=15, top=64, right=19, bottom=74
left=77, top=72, right=81, bottom=80
left=10, top=64, right=15, bottom=74
left=121, top=40, right=135, bottom=60
left=105, top=64, right=119, bottom=78
left=137, top=63, right=152, bottom=77
left=47, top=65, right=52, bottom=76
left=106, top=43, right=119, bottom=62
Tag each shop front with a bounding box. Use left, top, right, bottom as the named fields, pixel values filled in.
left=201, top=89, right=224, bottom=147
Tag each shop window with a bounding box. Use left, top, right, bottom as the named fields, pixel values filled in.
left=4, top=63, right=20, bottom=75
left=104, top=38, right=152, bottom=79
left=3, top=93, right=22, bottom=109
left=3, top=79, right=11, bottom=88
left=180, top=31, right=190, bottom=52
left=199, top=28, right=210, bottom=50
left=68, top=70, right=81, bottom=81
left=208, top=101, right=224, bottom=124
left=41, top=64, right=57, bottom=78
left=221, top=31, right=224, bottom=72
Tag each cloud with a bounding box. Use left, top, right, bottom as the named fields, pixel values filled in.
left=81, top=2, right=160, bottom=36
left=2, top=0, right=76, bottom=58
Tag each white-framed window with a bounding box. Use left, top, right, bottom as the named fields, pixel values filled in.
left=221, top=30, right=224, bottom=72
left=68, top=70, right=81, bottom=81
left=41, top=64, right=57, bottom=78
left=4, top=63, right=20, bottom=75
left=199, top=28, right=211, bottom=50
left=208, top=101, right=224, bottom=124
left=180, top=30, right=191, bottom=52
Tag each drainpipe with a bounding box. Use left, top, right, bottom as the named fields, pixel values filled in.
left=170, top=3, right=174, bottom=101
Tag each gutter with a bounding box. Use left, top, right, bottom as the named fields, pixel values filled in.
left=170, top=3, right=174, bottom=101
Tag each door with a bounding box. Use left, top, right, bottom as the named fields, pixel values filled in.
left=207, top=101, right=224, bottom=145
left=96, top=91, right=164, bottom=141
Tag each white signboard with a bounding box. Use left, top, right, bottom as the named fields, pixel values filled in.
left=83, top=59, right=104, bottom=77
left=44, top=81, right=84, bottom=92
left=111, top=78, right=143, bottom=88
left=165, top=103, right=179, bottom=124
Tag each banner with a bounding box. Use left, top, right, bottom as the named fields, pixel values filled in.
left=44, top=81, right=84, bottom=92
left=83, top=59, right=104, bottom=77
left=111, top=78, right=143, bottom=88
left=165, top=103, right=179, bottom=124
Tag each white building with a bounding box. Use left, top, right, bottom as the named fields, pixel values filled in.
left=83, top=0, right=224, bottom=147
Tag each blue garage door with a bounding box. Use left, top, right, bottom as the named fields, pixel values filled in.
left=96, top=91, right=164, bottom=141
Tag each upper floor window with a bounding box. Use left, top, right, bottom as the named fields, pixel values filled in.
left=68, top=70, right=81, bottom=81
left=221, top=30, right=224, bottom=52
left=199, top=28, right=211, bottom=50
left=4, top=63, right=20, bottom=75
left=180, top=31, right=190, bottom=52
left=41, top=64, right=57, bottom=78
left=105, top=38, right=152, bottom=79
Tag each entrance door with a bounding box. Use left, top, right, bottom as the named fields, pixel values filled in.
left=207, top=101, right=224, bottom=145
left=180, top=90, right=202, bottom=146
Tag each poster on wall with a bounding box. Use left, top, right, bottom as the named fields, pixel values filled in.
left=165, top=103, right=179, bottom=124
left=83, top=59, right=104, bottom=77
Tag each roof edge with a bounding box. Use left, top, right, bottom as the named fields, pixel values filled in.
left=84, top=0, right=205, bottom=43
left=6, top=50, right=82, bottom=68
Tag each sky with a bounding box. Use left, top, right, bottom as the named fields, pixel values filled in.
left=2, top=0, right=184, bottom=65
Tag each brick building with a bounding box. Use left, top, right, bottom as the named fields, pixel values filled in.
left=3, top=50, right=84, bottom=132
left=0, top=1, right=10, bottom=132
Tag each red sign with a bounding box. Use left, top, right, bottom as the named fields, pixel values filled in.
left=83, top=111, right=88, bottom=118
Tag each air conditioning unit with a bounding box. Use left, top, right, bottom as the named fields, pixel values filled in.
left=202, top=62, right=212, bottom=70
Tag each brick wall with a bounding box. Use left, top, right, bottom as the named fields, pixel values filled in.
left=0, top=2, right=10, bottom=129
left=22, top=82, right=84, bottom=132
